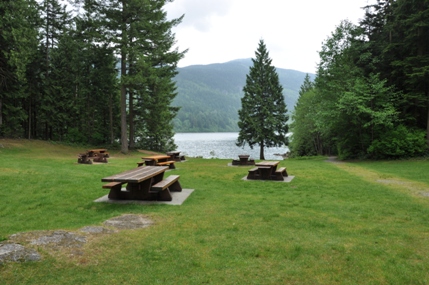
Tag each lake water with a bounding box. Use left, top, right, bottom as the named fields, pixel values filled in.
left=174, top=132, right=289, bottom=160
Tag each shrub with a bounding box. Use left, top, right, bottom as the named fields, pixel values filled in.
left=368, top=125, right=427, bottom=159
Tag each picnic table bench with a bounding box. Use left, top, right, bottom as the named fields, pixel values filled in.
left=101, top=166, right=182, bottom=201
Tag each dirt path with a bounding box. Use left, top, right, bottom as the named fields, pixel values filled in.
left=326, top=157, right=429, bottom=198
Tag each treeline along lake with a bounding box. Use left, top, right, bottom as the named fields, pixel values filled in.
left=173, top=132, right=290, bottom=160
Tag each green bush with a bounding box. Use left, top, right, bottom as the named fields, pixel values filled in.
left=368, top=125, right=427, bottom=159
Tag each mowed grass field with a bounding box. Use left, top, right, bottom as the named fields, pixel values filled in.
left=1, top=139, right=429, bottom=285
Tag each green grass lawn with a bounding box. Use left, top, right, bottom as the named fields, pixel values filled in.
left=1, top=139, right=429, bottom=284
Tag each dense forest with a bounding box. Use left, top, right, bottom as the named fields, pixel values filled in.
left=0, top=0, right=185, bottom=153
left=4, top=0, right=427, bottom=159
left=290, top=0, right=429, bottom=159
left=172, top=59, right=314, bottom=132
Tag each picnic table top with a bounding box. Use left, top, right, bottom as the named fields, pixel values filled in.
left=144, top=155, right=171, bottom=160
left=255, top=161, right=279, bottom=167
left=238, top=154, right=250, bottom=158
left=101, top=166, right=168, bottom=183
left=166, top=151, right=181, bottom=155
left=88, top=148, right=107, bottom=152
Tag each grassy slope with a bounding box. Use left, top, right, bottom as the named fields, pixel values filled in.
left=1, top=139, right=429, bottom=284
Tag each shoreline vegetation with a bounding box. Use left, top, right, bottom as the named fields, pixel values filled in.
left=1, top=139, right=429, bottom=284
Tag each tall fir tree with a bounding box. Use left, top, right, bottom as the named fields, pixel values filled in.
left=298, top=73, right=314, bottom=98
left=125, top=0, right=185, bottom=151
left=361, top=0, right=429, bottom=148
left=0, top=0, right=38, bottom=137
left=392, top=0, right=429, bottom=147
left=236, top=39, right=289, bottom=160
left=84, top=0, right=185, bottom=153
left=36, top=0, right=71, bottom=140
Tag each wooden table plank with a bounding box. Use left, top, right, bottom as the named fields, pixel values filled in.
left=144, top=155, right=170, bottom=160
left=255, top=161, right=279, bottom=166
left=102, top=166, right=168, bottom=183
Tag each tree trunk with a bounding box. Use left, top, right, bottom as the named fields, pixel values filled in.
left=28, top=100, right=31, bottom=139
left=128, top=90, right=135, bottom=149
left=426, top=87, right=429, bottom=148
left=0, top=99, right=2, bottom=127
left=120, top=0, right=128, bottom=154
left=426, top=107, right=429, bottom=148
left=109, top=93, right=114, bottom=145
left=259, top=141, right=265, bottom=160
left=120, top=56, right=128, bottom=154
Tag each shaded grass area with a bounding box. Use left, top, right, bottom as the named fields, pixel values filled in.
left=1, top=139, right=429, bottom=284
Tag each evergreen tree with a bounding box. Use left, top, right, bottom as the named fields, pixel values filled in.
left=66, top=2, right=120, bottom=145
left=290, top=89, right=323, bottom=156
left=361, top=0, right=429, bottom=148
left=84, top=0, right=185, bottom=153
left=298, top=73, right=314, bottom=97
left=125, top=0, right=185, bottom=151
left=290, top=75, right=326, bottom=156
left=0, top=0, right=38, bottom=137
left=35, top=0, right=71, bottom=140
left=236, top=39, right=289, bottom=160
left=391, top=0, right=429, bottom=147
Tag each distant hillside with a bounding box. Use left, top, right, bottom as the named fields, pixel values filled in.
left=172, top=59, right=315, bottom=132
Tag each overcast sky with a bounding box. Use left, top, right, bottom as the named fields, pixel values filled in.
left=165, top=0, right=375, bottom=74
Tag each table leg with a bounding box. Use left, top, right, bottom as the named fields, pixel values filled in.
left=108, top=183, right=127, bottom=199
left=125, top=180, right=155, bottom=200
left=169, top=180, right=182, bottom=192
left=144, top=159, right=156, bottom=166
left=258, top=167, right=272, bottom=180
left=158, top=189, right=173, bottom=201
left=271, top=166, right=278, bottom=179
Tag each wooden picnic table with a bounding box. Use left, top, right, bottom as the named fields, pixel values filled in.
left=255, top=161, right=279, bottom=180
left=232, top=154, right=255, bottom=166
left=166, top=151, right=185, bottom=161
left=87, top=148, right=108, bottom=157
left=142, top=155, right=175, bottom=169
left=101, top=166, right=181, bottom=201
left=247, top=161, right=288, bottom=180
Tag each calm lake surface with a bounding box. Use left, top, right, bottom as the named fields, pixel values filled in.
left=173, top=132, right=289, bottom=160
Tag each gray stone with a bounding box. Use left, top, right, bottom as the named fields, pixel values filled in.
left=79, top=226, right=114, bottom=234
left=1, top=214, right=155, bottom=264
left=0, top=243, right=41, bottom=264
left=29, top=230, right=86, bottom=247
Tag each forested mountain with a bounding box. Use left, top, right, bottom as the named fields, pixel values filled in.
left=172, top=58, right=315, bottom=132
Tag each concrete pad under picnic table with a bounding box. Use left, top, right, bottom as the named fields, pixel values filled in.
left=242, top=175, right=295, bottom=182
left=94, top=189, right=194, bottom=205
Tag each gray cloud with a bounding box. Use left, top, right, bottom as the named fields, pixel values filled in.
left=166, top=0, right=232, bottom=32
